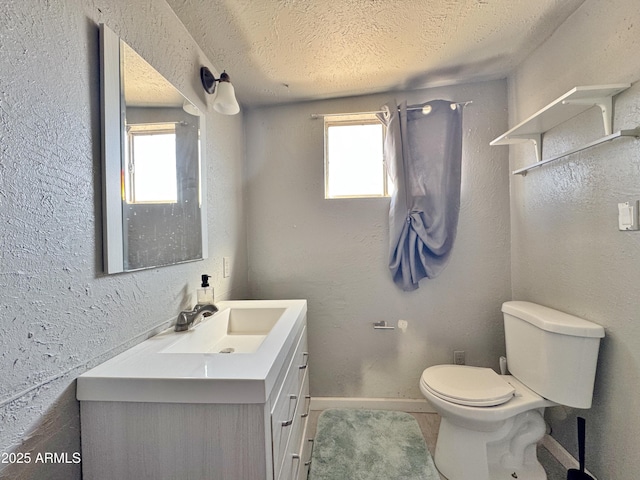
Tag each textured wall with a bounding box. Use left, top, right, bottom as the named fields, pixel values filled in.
left=0, top=1, right=247, bottom=478
left=508, top=0, right=640, bottom=478
left=245, top=80, right=512, bottom=399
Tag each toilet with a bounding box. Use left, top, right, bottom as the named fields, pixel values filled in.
left=419, top=301, right=605, bottom=480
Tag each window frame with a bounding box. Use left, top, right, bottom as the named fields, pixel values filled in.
left=323, top=113, right=390, bottom=199
left=125, top=122, right=178, bottom=205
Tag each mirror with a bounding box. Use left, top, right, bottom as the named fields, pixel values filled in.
left=100, top=24, right=207, bottom=273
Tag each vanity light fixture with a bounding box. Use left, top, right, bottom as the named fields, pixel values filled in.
left=200, top=66, right=240, bottom=115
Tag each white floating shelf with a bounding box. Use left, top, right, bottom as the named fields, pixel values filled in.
left=491, top=84, right=631, bottom=164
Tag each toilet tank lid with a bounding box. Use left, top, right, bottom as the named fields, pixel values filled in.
left=502, top=301, right=605, bottom=338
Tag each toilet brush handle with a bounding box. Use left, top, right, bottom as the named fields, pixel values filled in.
left=577, top=416, right=586, bottom=472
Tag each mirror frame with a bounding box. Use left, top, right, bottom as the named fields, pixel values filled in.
left=99, top=24, right=208, bottom=274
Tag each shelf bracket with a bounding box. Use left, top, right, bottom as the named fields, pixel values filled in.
left=531, top=134, right=542, bottom=163
left=561, top=96, right=614, bottom=136
left=506, top=134, right=542, bottom=162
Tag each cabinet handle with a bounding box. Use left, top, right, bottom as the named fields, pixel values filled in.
left=301, top=395, right=312, bottom=418
left=305, top=438, right=314, bottom=467
left=292, top=453, right=302, bottom=477
left=281, top=394, right=298, bottom=426
left=299, top=352, right=309, bottom=370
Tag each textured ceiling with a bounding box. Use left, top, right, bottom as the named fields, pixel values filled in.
left=167, top=0, right=585, bottom=107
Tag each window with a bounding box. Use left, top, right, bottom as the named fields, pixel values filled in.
left=324, top=114, right=390, bottom=199
left=125, top=123, right=178, bottom=204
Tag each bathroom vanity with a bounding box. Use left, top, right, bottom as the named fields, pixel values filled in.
left=77, top=300, right=311, bottom=480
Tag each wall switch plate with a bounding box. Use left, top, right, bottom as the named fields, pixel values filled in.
left=618, top=201, right=639, bottom=231
left=223, top=257, right=231, bottom=278
left=454, top=350, right=465, bottom=365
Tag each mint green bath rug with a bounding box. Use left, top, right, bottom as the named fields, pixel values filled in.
left=309, top=409, right=439, bottom=480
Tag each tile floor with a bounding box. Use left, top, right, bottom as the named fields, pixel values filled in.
left=307, top=410, right=567, bottom=480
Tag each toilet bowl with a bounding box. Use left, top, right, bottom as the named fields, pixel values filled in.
left=420, top=366, right=554, bottom=479
left=419, top=301, right=605, bottom=480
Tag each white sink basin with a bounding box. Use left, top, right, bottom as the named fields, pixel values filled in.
left=76, top=300, right=307, bottom=404
left=161, top=307, right=287, bottom=354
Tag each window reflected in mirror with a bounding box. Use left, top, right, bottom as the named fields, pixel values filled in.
left=125, top=123, right=178, bottom=204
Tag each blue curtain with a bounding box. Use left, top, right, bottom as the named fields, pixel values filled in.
left=377, top=100, right=463, bottom=291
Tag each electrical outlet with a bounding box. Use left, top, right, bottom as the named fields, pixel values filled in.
left=454, top=350, right=465, bottom=365
left=223, top=257, right=231, bottom=278
left=618, top=201, right=639, bottom=230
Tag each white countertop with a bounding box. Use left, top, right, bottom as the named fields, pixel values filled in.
left=76, top=299, right=307, bottom=404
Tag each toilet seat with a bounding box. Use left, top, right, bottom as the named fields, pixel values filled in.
left=421, top=365, right=515, bottom=407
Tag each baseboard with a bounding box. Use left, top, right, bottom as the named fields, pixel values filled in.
left=541, top=434, right=598, bottom=479
left=310, top=397, right=436, bottom=413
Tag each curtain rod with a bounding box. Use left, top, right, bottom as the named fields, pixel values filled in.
left=310, top=100, right=472, bottom=119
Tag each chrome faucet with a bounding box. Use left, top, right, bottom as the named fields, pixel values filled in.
left=175, top=304, right=218, bottom=332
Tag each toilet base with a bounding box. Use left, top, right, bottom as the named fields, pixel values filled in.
left=486, top=462, right=547, bottom=480
left=438, top=466, right=546, bottom=480
left=434, top=409, right=547, bottom=480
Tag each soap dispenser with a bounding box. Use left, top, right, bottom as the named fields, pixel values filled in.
left=197, top=274, right=214, bottom=305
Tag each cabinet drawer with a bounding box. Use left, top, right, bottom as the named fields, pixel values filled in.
left=298, top=436, right=313, bottom=480
left=271, top=329, right=308, bottom=477
left=277, top=370, right=309, bottom=480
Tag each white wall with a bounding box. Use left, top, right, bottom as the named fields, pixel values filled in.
left=509, top=0, right=640, bottom=477
left=0, top=1, right=247, bottom=478
left=245, top=80, right=512, bottom=399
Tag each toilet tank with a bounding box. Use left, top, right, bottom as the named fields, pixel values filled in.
left=502, top=301, right=605, bottom=409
